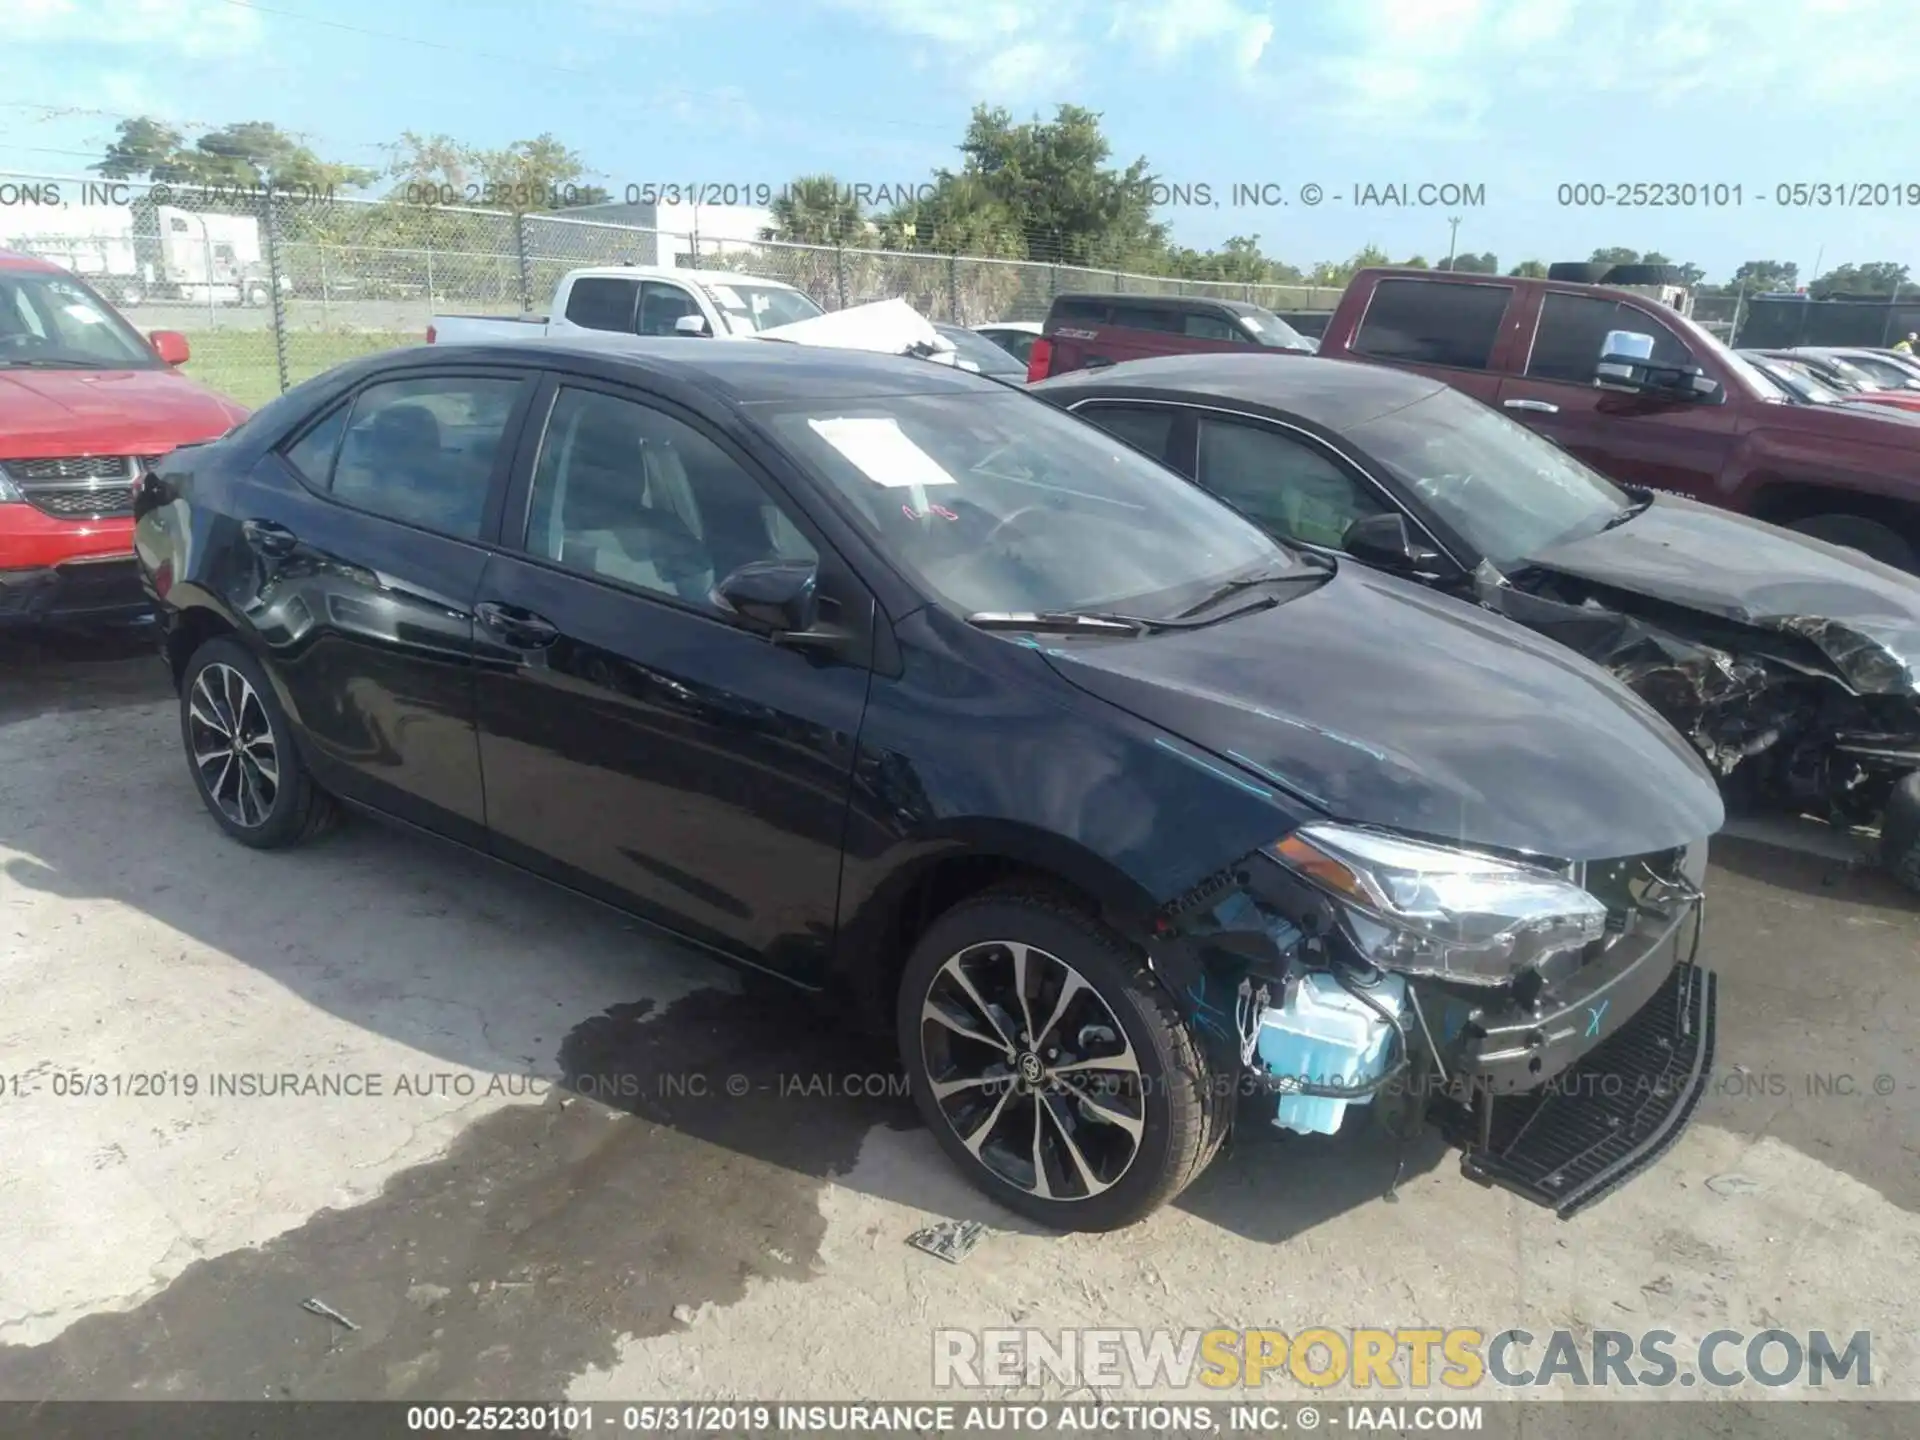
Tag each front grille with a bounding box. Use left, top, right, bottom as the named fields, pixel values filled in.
left=4, top=455, right=135, bottom=482
left=3, top=456, right=140, bottom=520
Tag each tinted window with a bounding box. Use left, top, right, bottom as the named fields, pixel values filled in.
left=1527, top=293, right=1692, bottom=383
left=330, top=376, right=521, bottom=539
left=525, top=387, right=816, bottom=610
left=1183, top=312, right=1247, bottom=342
left=0, top=271, right=161, bottom=368
left=282, top=402, right=348, bottom=485
left=1050, top=298, right=1107, bottom=325
left=1109, top=304, right=1182, bottom=333
left=638, top=282, right=702, bottom=336
left=1197, top=417, right=1389, bottom=550
left=1074, top=402, right=1178, bottom=464
left=563, top=277, right=640, bottom=332
left=1353, top=279, right=1511, bottom=370
left=936, top=325, right=1027, bottom=375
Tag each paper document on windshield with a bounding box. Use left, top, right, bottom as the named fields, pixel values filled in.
left=809, top=417, right=957, bottom=488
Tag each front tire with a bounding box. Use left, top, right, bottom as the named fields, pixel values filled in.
left=1882, top=772, right=1920, bottom=895
left=179, top=636, right=334, bottom=849
left=1785, top=514, right=1917, bottom=573
left=897, top=888, right=1220, bottom=1231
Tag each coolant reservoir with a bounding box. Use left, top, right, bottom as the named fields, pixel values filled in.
left=1256, top=972, right=1407, bottom=1136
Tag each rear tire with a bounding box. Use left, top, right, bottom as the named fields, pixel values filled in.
left=179, top=636, right=335, bottom=849
left=1882, top=772, right=1920, bottom=895
left=896, top=887, right=1221, bottom=1231
left=1784, top=514, right=1918, bottom=573
left=1547, top=262, right=1613, bottom=283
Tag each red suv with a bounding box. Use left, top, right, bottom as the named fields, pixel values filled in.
left=1316, top=268, right=1920, bottom=572
left=1, top=249, right=249, bottom=627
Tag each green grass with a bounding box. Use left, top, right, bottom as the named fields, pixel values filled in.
left=180, top=331, right=420, bottom=409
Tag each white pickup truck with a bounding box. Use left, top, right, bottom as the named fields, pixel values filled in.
left=427, top=265, right=825, bottom=345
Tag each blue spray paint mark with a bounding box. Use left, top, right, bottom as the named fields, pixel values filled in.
left=1227, top=750, right=1329, bottom=808
left=1153, top=737, right=1275, bottom=802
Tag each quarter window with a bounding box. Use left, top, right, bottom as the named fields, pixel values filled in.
left=328, top=375, right=522, bottom=539
left=282, top=402, right=349, bottom=486
left=1353, top=279, right=1512, bottom=371
left=524, top=387, right=816, bottom=610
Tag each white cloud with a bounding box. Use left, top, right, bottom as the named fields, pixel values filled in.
left=14, top=0, right=263, bottom=57
left=824, top=0, right=1277, bottom=100
left=1112, top=0, right=1275, bottom=72
left=1285, top=0, right=1920, bottom=133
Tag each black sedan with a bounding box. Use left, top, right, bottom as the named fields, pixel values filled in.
left=133, top=336, right=1724, bottom=1228
left=1034, top=352, right=1920, bottom=892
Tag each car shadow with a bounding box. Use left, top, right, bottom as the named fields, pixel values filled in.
left=0, top=623, right=170, bottom=724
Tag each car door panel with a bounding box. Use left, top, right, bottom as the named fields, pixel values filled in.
left=1495, top=289, right=1738, bottom=501
left=237, top=369, right=534, bottom=845
left=473, top=379, right=874, bottom=976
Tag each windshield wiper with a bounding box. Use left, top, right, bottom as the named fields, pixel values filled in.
left=968, top=611, right=1154, bottom=635
left=1173, top=563, right=1329, bottom=620
left=1599, top=496, right=1654, bottom=532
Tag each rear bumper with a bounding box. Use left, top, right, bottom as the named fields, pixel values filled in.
left=0, top=556, right=152, bottom=628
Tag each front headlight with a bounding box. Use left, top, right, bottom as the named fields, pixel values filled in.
left=1269, top=823, right=1607, bottom=986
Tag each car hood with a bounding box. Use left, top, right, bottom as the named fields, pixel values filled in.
left=1522, top=492, right=1920, bottom=694
left=0, top=366, right=247, bottom=458
left=1038, top=563, right=1724, bottom=863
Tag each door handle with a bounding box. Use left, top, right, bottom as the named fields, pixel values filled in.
left=241, top=518, right=298, bottom=556
left=1503, top=398, right=1560, bottom=414
left=476, top=601, right=560, bottom=648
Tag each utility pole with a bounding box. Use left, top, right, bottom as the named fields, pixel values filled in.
left=1445, top=216, right=1461, bottom=269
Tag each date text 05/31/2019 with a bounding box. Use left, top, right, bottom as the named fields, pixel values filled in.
left=1558, top=181, right=1920, bottom=207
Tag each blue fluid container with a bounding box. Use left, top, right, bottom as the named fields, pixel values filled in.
left=1255, top=972, right=1406, bottom=1136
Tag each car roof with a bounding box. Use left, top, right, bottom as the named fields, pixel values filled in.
left=568, top=265, right=799, bottom=291
left=975, top=320, right=1043, bottom=333
left=1032, top=351, right=1450, bottom=429
left=0, top=248, right=64, bottom=274
left=360, top=333, right=1005, bottom=404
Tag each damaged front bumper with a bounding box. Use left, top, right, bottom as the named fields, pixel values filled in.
left=1150, top=837, right=1718, bottom=1217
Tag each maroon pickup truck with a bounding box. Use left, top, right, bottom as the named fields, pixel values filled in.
left=1315, top=267, right=1920, bottom=573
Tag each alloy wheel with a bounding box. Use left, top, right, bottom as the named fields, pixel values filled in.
left=919, top=940, right=1146, bottom=1202
left=187, top=662, right=280, bottom=828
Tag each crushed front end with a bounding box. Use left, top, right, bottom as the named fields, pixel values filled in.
left=1148, top=829, right=1717, bottom=1217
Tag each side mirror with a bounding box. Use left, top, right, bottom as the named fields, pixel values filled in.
left=711, top=559, right=818, bottom=634
left=1596, top=328, right=1720, bottom=401
left=673, top=314, right=710, bottom=336
left=150, top=330, right=191, bottom=366
left=1343, top=512, right=1448, bottom=574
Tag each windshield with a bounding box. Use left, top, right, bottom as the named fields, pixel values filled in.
left=935, top=324, right=1027, bottom=376
left=1343, top=387, right=1631, bottom=567
left=1238, top=307, right=1312, bottom=350
left=1752, top=358, right=1836, bottom=404
left=0, top=269, right=158, bottom=369
left=698, top=280, right=823, bottom=335
left=757, top=390, right=1300, bottom=620
left=1814, top=354, right=1881, bottom=391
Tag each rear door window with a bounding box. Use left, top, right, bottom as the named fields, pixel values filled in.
left=563, top=277, right=641, bottom=333
left=1353, top=279, right=1512, bottom=371
left=1526, top=293, right=1693, bottom=383
left=329, top=375, right=524, bottom=539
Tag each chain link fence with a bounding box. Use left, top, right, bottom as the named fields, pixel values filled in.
left=2, top=169, right=1878, bottom=407
left=0, top=171, right=1352, bottom=407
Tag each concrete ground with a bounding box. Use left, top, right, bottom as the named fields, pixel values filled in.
left=0, top=629, right=1915, bottom=1426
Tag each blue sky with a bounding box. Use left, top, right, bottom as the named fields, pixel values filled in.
left=6, top=0, right=1920, bottom=283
